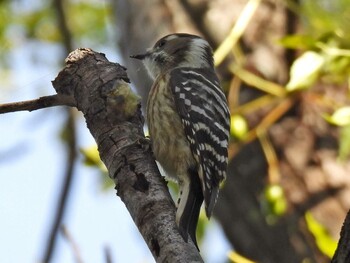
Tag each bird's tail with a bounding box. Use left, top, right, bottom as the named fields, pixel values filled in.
left=176, top=169, right=204, bottom=250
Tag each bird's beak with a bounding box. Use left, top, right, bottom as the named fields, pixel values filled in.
left=130, top=53, right=148, bottom=60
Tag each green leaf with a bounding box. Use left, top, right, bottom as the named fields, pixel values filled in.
left=278, top=35, right=316, bottom=49
left=324, top=106, right=350, bottom=126
left=305, top=212, right=337, bottom=258
left=286, top=51, right=325, bottom=91
left=339, top=124, right=350, bottom=160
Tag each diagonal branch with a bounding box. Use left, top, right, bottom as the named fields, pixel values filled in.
left=332, top=209, right=350, bottom=263
left=50, top=48, right=203, bottom=262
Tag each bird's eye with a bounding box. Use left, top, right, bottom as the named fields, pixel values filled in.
left=156, top=40, right=166, bottom=48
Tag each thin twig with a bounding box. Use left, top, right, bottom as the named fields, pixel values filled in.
left=0, top=94, right=75, bottom=114
left=43, top=108, right=77, bottom=263
left=258, top=131, right=280, bottom=184
left=213, top=0, right=262, bottom=66
left=61, top=225, right=84, bottom=263
left=230, top=65, right=286, bottom=97
left=104, top=246, right=113, bottom=263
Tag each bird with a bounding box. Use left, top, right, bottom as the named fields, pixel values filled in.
left=130, top=33, right=230, bottom=249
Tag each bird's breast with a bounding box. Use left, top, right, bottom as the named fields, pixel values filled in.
left=146, top=75, right=196, bottom=181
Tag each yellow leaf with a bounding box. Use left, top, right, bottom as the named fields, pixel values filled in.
left=80, top=145, right=107, bottom=172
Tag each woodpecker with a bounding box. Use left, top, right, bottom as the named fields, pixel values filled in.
left=131, top=33, right=230, bottom=249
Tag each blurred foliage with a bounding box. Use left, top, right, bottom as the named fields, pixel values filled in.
left=282, top=1, right=350, bottom=86
left=305, top=212, right=338, bottom=258
left=214, top=0, right=262, bottom=66
left=285, top=1, right=350, bottom=163
left=80, top=145, right=113, bottom=190
left=19, top=6, right=59, bottom=42
left=67, top=2, right=111, bottom=44
left=300, top=0, right=350, bottom=42
left=339, top=124, right=350, bottom=161
left=228, top=251, right=256, bottom=263
left=286, top=51, right=325, bottom=91
left=230, top=114, right=248, bottom=139
left=324, top=106, right=350, bottom=126
left=80, top=145, right=106, bottom=171
left=217, top=0, right=350, bottom=259
left=0, top=0, right=111, bottom=66
left=0, top=0, right=15, bottom=64
left=262, top=184, right=287, bottom=224
left=221, top=0, right=350, bottom=163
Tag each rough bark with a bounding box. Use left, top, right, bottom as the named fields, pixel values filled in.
left=52, top=48, right=203, bottom=263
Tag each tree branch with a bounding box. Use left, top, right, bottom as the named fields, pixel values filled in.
left=51, top=48, right=203, bottom=262
left=0, top=94, right=75, bottom=114
left=332, top=209, right=350, bottom=263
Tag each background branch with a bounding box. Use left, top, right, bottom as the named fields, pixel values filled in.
left=42, top=108, right=77, bottom=263
left=42, top=0, right=77, bottom=262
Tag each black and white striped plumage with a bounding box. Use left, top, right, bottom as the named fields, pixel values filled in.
left=131, top=33, right=230, bottom=249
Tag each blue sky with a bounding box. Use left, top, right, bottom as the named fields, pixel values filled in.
left=0, top=3, right=231, bottom=262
